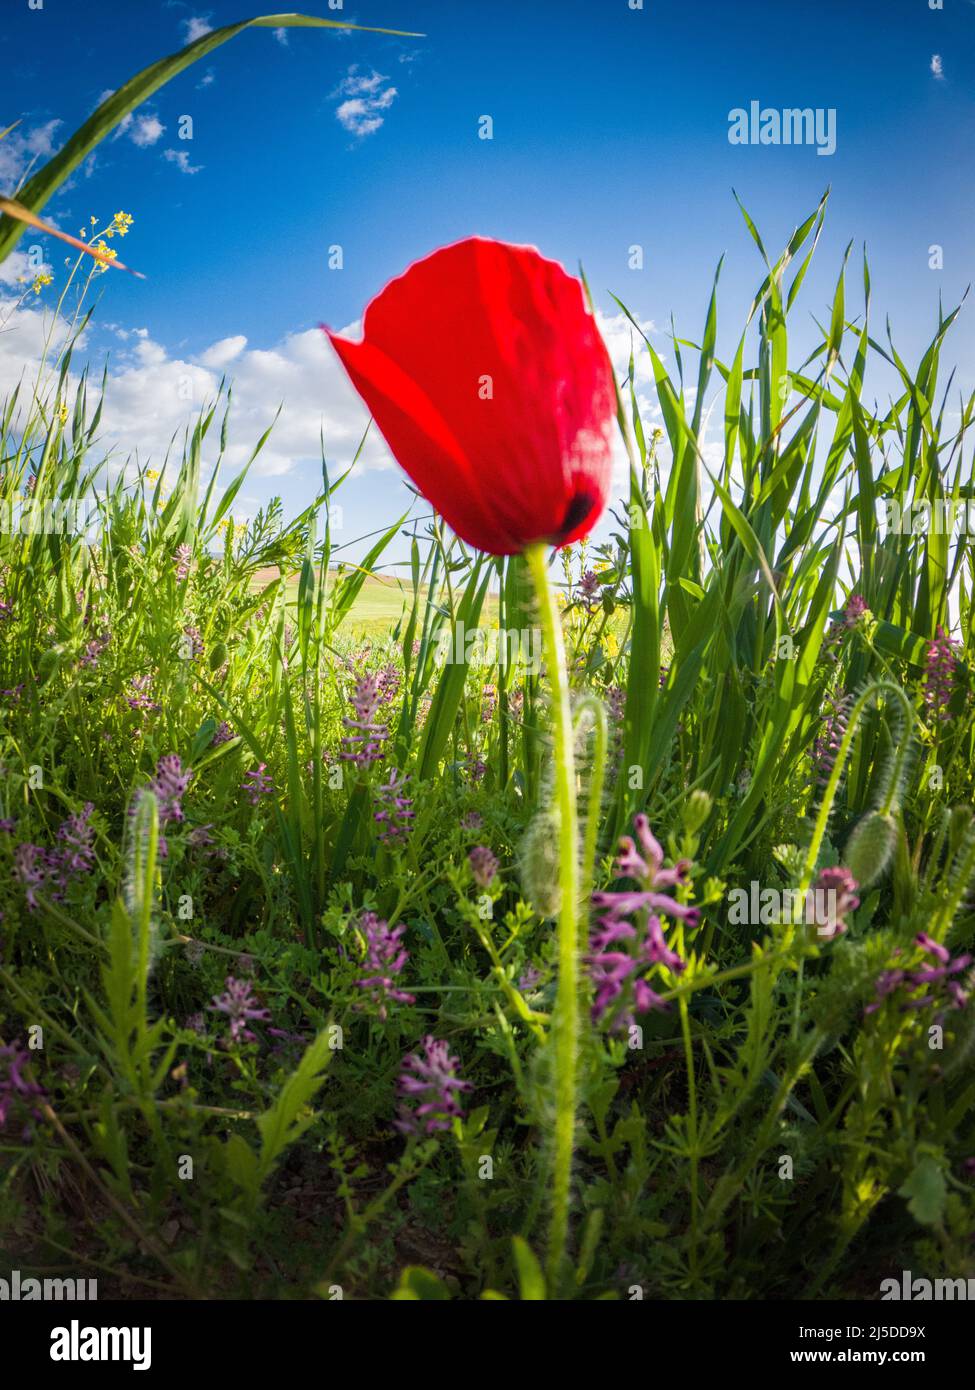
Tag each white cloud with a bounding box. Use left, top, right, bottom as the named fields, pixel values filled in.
left=931, top=54, right=944, bottom=80
left=0, top=249, right=52, bottom=289
left=182, top=16, right=213, bottom=43
left=332, top=66, right=397, bottom=137
left=197, top=69, right=216, bottom=89
left=162, top=148, right=203, bottom=175
left=336, top=69, right=387, bottom=97
left=273, top=27, right=288, bottom=46
left=199, top=335, right=247, bottom=369
left=0, top=119, right=63, bottom=192
left=0, top=298, right=393, bottom=483
left=594, top=309, right=662, bottom=487
left=129, top=114, right=166, bottom=148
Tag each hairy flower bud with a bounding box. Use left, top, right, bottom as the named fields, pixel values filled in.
left=844, top=810, right=898, bottom=890
left=519, top=808, right=563, bottom=918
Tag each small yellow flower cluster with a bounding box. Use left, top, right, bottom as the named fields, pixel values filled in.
left=81, top=211, right=134, bottom=272
left=217, top=517, right=247, bottom=541
left=31, top=272, right=53, bottom=295
left=145, top=469, right=161, bottom=484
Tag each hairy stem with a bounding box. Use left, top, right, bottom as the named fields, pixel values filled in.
left=526, top=540, right=581, bottom=1293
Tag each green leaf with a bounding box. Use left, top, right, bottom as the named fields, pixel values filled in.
left=898, top=1155, right=947, bottom=1227
left=391, top=1266, right=451, bottom=1301
left=511, top=1236, right=546, bottom=1301
left=255, top=1027, right=334, bottom=1184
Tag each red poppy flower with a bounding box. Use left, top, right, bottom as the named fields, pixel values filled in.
left=325, top=237, right=616, bottom=556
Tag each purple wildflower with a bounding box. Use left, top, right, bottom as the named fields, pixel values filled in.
left=151, top=755, right=191, bottom=823
left=355, top=912, right=416, bottom=1019
left=242, top=763, right=273, bottom=805
left=181, top=625, right=204, bottom=660
left=605, top=684, right=626, bottom=763
left=805, top=866, right=859, bottom=940
left=129, top=755, right=191, bottom=858
left=13, top=844, right=46, bottom=911
left=174, top=544, right=193, bottom=582
left=126, top=675, right=160, bottom=713
left=923, top=626, right=960, bottom=719
left=481, top=684, right=497, bottom=723
left=578, top=568, right=600, bottom=609
left=394, top=1036, right=472, bottom=1136
left=518, top=963, right=543, bottom=993
left=376, top=663, right=400, bottom=704
left=208, top=975, right=271, bottom=1045
left=587, top=815, right=695, bottom=1030
left=812, top=693, right=851, bottom=781
left=843, top=595, right=868, bottom=628
left=460, top=811, right=483, bottom=832
left=211, top=720, right=234, bottom=747
left=13, top=805, right=96, bottom=909
left=56, top=802, right=96, bottom=875
left=468, top=845, right=499, bottom=889
left=864, top=969, right=907, bottom=1015
left=341, top=673, right=388, bottom=766
left=0, top=1044, right=46, bottom=1137
left=865, top=934, right=972, bottom=1016
left=79, top=629, right=109, bottom=669
left=374, top=768, right=414, bottom=846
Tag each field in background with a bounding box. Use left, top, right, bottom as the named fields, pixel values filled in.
left=254, top=566, right=502, bottom=634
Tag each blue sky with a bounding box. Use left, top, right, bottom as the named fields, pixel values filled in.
left=2, top=0, right=974, bottom=568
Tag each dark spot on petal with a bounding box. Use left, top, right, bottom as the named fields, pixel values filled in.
left=550, top=488, right=597, bottom=544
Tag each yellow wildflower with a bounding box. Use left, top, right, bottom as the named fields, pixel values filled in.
left=31, top=273, right=53, bottom=295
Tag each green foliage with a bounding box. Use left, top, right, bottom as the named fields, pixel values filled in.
left=2, top=194, right=975, bottom=1300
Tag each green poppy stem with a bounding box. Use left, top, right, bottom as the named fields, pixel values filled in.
left=524, top=540, right=581, bottom=1293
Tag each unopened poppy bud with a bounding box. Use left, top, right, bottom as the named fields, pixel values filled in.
left=519, top=809, right=563, bottom=918
left=682, top=790, right=713, bottom=835
left=844, top=810, right=898, bottom=889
